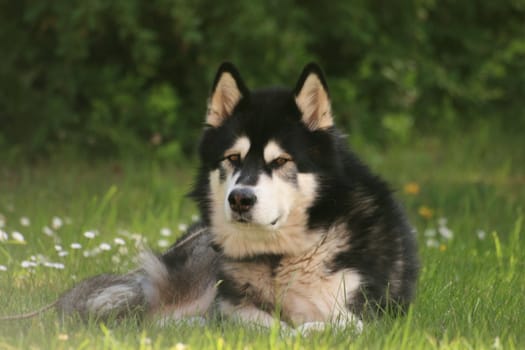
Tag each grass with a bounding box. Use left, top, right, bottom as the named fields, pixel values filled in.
left=0, top=129, right=524, bottom=349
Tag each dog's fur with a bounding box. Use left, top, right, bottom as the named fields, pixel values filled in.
left=51, top=63, right=419, bottom=331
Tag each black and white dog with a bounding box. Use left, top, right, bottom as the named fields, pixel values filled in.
left=55, top=63, right=419, bottom=332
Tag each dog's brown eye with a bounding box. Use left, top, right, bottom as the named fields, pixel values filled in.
left=272, top=157, right=290, bottom=168
left=226, top=154, right=241, bottom=166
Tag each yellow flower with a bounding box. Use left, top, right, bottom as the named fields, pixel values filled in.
left=171, top=343, right=188, bottom=350
left=418, top=206, right=434, bottom=219
left=439, top=244, right=447, bottom=252
left=404, top=182, right=420, bottom=195
left=58, top=334, right=69, bottom=341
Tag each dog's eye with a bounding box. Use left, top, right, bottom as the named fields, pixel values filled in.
left=271, top=157, right=290, bottom=168
left=225, top=154, right=241, bottom=166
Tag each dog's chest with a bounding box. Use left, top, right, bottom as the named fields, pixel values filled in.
left=223, top=246, right=361, bottom=324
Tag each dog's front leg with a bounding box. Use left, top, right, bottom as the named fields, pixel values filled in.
left=219, top=300, right=288, bottom=329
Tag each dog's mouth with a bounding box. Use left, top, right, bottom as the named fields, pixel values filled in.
left=231, top=214, right=281, bottom=227
left=270, top=217, right=280, bottom=226
left=231, top=213, right=251, bottom=224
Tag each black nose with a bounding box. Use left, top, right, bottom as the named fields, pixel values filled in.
left=228, top=188, right=257, bottom=213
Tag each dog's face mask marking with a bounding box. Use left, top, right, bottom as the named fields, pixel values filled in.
left=201, top=62, right=334, bottom=258
left=209, top=140, right=319, bottom=258
left=219, top=139, right=297, bottom=228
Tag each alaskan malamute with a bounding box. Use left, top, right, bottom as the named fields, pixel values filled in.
left=41, top=63, right=419, bottom=332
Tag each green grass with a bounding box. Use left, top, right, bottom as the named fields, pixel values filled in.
left=0, top=131, right=524, bottom=349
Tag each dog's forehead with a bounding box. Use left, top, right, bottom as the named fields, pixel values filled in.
left=227, top=137, right=286, bottom=162
left=226, top=136, right=251, bottom=158
left=200, top=88, right=306, bottom=165
left=263, top=140, right=286, bottom=162
left=240, top=89, right=300, bottom=135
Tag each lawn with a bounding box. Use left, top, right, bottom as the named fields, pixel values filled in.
left=0, top=129, right=524, bottom=349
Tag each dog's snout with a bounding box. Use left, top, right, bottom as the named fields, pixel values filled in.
left=228, top=188, right=256, bottom=213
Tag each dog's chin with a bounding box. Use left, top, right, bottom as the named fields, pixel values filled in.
left=229, top=214, right=282, bottom=230
left=233, top=216, right=250, bottom=224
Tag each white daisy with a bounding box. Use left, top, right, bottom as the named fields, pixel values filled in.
left=83, top=231, right=96, bottom=239
left=160, top=227, right=172, bottom=237
left=44, top=262, right=65, bottom=269
left=20, top=217, right=31, bottom=227
left=438, top=226, right=454, bottom=240
left=476, top=229, right=486, bottom=240
left=53, top=262, right=65, bottom=269
left=12, top=231, right=25, bottom=243
left=423, top=228, right=436, bottom=237
left=21, top=261, right=38, bottom=268
left=118, top=246, right=129, bottom=256
left=114, top=237, right=126, bottom=245
left=52, top=217, right=63, bottom=230
left=158, top=239, right=170, bottom=248
left=426, top=238, right=440, bottom=248
left=43, top=226, right=54, bottom=236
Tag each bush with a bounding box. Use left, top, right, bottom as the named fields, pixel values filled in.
left=1, top=1, right=524, bottom=159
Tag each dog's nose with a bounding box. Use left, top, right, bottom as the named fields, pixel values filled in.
left=228, top=188, right=257, bottom=213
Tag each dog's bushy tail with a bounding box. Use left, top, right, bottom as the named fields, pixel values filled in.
left=56, top=223, right=220, bottom=323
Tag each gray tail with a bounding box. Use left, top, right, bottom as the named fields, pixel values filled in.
left=56, top=223, right=220, bottom=324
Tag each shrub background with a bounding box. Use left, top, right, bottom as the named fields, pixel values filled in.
left=1, top=1, right=524, bottom=159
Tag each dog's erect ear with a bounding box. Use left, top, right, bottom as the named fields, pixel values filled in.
left=206, top=62, right=248, bottom=128
left=294, top=63, right=333, bottom=131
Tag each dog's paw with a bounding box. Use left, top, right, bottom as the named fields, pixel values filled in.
left=156, top=316, right=207, bottom=328
left=332, top=313, right=364, bottom=334
left=347, top=318, right=364, bottom=334
left=292, top=318, right=364, bottom=337
left=294, top=321, right=329, bottom=336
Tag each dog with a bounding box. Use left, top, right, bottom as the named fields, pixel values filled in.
left=28, top=63, right=420, bottom=332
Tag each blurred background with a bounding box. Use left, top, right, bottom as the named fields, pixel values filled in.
left=1, top=1, right=524, bottom=160
left=0, top=5, right=524, bottom=346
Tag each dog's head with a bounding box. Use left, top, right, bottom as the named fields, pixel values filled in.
left=194, top=63, right=339, bottom=258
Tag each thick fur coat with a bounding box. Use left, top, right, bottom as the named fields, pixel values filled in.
left=54, top=63, right=419, bottom=332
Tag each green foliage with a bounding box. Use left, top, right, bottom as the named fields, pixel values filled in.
left=1, top=1, right=524, bottom=158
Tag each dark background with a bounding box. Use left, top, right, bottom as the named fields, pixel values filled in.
left=1, top=1, right=524, bottom=160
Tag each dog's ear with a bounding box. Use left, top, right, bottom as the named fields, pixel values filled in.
left=294, top=63, right=333, bottom=131
left=206, top=62, right=248, bottom=128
